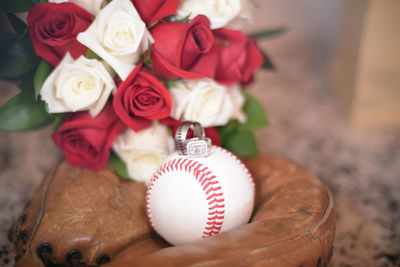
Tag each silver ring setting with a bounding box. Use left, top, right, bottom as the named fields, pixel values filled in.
left=175, top=121, right=212, bottom=157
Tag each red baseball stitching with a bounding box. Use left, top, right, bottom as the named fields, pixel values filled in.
left=213, top=146, right=255, bottom=188
left=146, top=157, right=225, bottom=239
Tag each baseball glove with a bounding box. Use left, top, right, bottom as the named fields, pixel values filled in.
left=13, top=154, right=335, bottom=267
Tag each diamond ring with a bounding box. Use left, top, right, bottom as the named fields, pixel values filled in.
left=175, top=121, right=212, bottom=157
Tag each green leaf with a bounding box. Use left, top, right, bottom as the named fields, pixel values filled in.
left=10, top=71, right=35, bottom=92
left=86, top=49, right=101, bottom=60
left=241, top=92, right=268, bottom=130
left=165, top=79, right=181, bottom=88
left=53, top=113, right=66, bottom=132
left=34, top=60, right=53, bottom=100
left=0, top=0, right=37, bottom=13
left=6, top=13, right=28, bottom=34
left=217, top=92, right=267, bottom=157
left=142, top=43, right=153, bottom=67
left=0, top=90, right=52, bottom=131
left=221, top=130, right=257, bottom=158
left=249, top=28, right=287, bottom=39
left=261, top=50, right=275, bottom=70
left=147, top=20, right=160, bottom=30
left=249, top=0, right=260, bottom=8
left=218, top=93, right=268, bottom=157
left=218, top=119, right=239, bottom=137
left=0, top=33, right=40, bottom=79
left=108, top=152, right=132, bottom=180
left=174, top=14, right=191, bottom=23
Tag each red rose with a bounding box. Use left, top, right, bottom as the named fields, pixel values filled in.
left=213, top=28, right=264, bottom=85
left=160, top=117, right=221, bottom=146
left=113, top=63, right=171, bottom=132
left=131, top=0, right=179, bottom=25
left=27, top=3, right=92, bottom=66
left=150, top=15, right=217, bottom=80
left=52, top=105, right=126, bottom=171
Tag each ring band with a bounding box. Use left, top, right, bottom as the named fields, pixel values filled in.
left=175, top=121, right=211, bottom=157
left=175, top=121, right=204, bottom=153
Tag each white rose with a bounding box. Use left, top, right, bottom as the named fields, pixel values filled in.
left=225, top=0, right=253, bottom=30
left=169, top=78, right=246, bottom=127
left=228, top=84, right=247, bottom=123
left=40, top=53, right=116, bottom=117
left=48, top=0, right=106, bottom=15
left=112, top=123, right=173, bottom=184
left=176, top=0, right=251, bottom=29
left=77, top=0, right=153, bottom=80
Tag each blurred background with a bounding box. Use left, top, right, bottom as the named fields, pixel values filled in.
left=1, top=0, right=399, bottom=266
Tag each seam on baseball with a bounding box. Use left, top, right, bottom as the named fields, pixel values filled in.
left=146, top=157, right=226, bottom=240
left=213, top=146, right=255, bottom=188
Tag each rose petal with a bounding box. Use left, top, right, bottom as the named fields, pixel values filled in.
left=114, top=64, right=171, bottom=130
left=112, top=122, right=172, bottom=183
left=53, top=105, right=125, bottom=171
left=49, top=0, right=106, bottom=15
left=40, top=53, right=116, bottom=117
left=77, top=0, right=153, bottom=80
left=131, top=0, right=178, bottom=25
left=27, top=2, right=92, bottom=65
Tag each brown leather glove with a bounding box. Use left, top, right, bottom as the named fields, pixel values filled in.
left=13, top=154, right=335, bottom=267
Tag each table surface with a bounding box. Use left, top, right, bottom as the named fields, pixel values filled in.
left=1, top=2, right=400, bottom=267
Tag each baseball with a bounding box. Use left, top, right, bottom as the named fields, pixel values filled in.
left=146, top=145, right=255, bottom=246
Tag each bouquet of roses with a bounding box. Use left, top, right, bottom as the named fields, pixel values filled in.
left=0, top=0, right=282, bottom=184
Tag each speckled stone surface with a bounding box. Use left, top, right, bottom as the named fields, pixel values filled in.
left=1, top=2, right=400, bottom=267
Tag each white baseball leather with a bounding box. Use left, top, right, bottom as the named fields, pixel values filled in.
left=146, top=146, right=255, bottom=246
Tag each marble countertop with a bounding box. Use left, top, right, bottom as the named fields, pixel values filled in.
left=1, top=2, right=399, bottom=266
